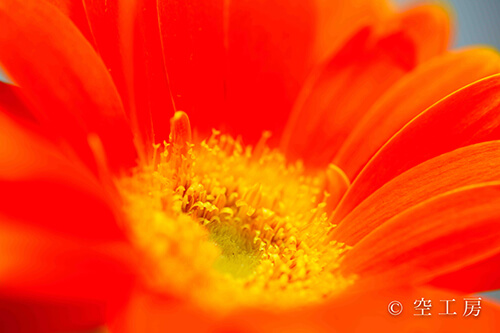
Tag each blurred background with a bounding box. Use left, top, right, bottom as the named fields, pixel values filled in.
left=0, top=0, right=499, bottom=300
left=396, top=0, right=500, bottom=49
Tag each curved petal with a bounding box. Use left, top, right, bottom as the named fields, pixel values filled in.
left=396, top=4, right=451, bottom=63
left=224, top=0, right=316, bottom=143
left=341, top=182, right=500, bottom=289
left=0, top=113, right=136, bottom=328
left=156, top=0, right=318, bottom=144
left=110, top=287, right=212, bottom=333
left=82, top=0, right=130, bottom=110
left=44, top=0, right=96, bottom=48
left=0, top=81, right=36, bottom=123
left=127, top=0, right=175, bottom=151
left=334, top=48, right=500, bottom=180
left=332, top=73, right=500, bottom=225
left=223, top=287, right=500, bottom=333
left=429, top=252, right=500, bottom=293
left=77, top=1, right=393, bottom=148
left=83, top=0, right=175, bottom=160
left=0, top=219, right=135, bottom=303
left=0, top=0, right=137, bottom=172
left=0, top=295, right=105, bottom=333
left=155, top=0, right=224, bottom=140
left=331, top=141, right=500, bottom=245
left=112, top=286, right=500, bottom=333
left=235, top=287, right=500, bottom=333
left=312, top=0, right=392, bottom=64
left=281, top=5, right=450, bottom=168
left=0, top=112, right=125, bottom=242
left=0, top=219, right=137, bottom=333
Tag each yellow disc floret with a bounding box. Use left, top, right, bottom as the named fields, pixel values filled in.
left=117, top=111, right=355, bottom=313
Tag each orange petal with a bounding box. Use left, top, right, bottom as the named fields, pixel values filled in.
left=83, top=0, right=175, bottom=159
left=0, top=219, right=137, bottom=333
left=224, top=287, right=500, bottom=333
left=430, top=252, right=500, bottom=293
left=332, top=73, right=500, bottom=225
left=128, top=0, right=176, bottom=150
left=0, top=112, right=125, bottom=242
left=396, top=4, right=451, bottom=63
left=0, top=81, right=36, bottom=123
left=0, top=0, right=137, bottom=172
left=341, top=182, right=500, bottom=289
left=312, top=0, right=392, bottom=64
left=44, top=0, right=95, bottom=48
left=0, top=295, right=106, bottom=333
left=81, top=0, right=130, bottom=109
left=110, top=287, right=213, bottom=333
left=281, top=5, right=450, bottom=168
left=156, top=0, right=225, bottom=140
left=0, top=219, right=135, bottom=303
left=223, top=0, right=317, bottom=143
left=334, top=48, right=500, bottom=180
left=116, top=286, right=500, bottom=332
left=156, top=0, right=318, bottom=144
left=331, top=141, right=500, bottom=245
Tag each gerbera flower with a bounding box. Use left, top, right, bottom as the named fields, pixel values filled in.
left=1, top=0, right=500, bottom=332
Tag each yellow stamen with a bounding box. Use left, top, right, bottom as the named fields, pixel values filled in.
left=117, top=113, right=355, bottom=313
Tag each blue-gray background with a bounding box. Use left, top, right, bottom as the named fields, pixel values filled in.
left=0, top=0, right=499, bottom=299
left=397, top=0, right=500, bottom=50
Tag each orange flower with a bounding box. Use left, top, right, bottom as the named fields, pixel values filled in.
left=1, top=0, right=500, bottom=332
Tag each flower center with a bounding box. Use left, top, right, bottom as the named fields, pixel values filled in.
left=117, top=112, right=355, bottom=312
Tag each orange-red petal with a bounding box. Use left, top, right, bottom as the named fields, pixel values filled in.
left=334, top=48, right=500, bottom=180
left=430, top=252, right=500, bottom=293
left=82, top=0, right=175, bottom=159
left=156, top=0, right=319, bottom=144
left=0, top=81, right=36, bottom=123
left=312, top=0, right=392, bottom=63
left=0, top=0, right=137, bottom=172
left=110, top=287, right=213, bottom=333
left=281, top=5, right=450, bottom=168
left=0, top=114, right=135, bottom=329
left=0, top=295, right=105, bottom=333
left=156, top=0, right=225, bottom=137
left=222, top=287, right=500, bottom=333
left=44, top=0, right=96, bottom=48
left=341, top=183, right=500, bottom=289
left=223, top=0, right=317, bottom=143
left=0, top=220, right=135, bottom=302
left=395, top=4, right=451, bottom=63
left=332, top=73, right=500, bottom=225
left=127, top=0, right=175, bottom=150
left=0, top=112, right=125, bottom=242
left=0, top=219, right=136, bottom=333
left=331, top=141, right=500, bottom=245
left=113, top=286, right=500, bottom=333
left=81, top=0, right=129, bottom=106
